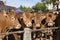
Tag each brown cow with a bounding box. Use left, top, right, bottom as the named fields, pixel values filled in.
left=22, top=12, right=32, bottom=27
left=39, top=11, right=57, bottom=40
left=31, top=11, right=57, bottom=39
left=31, top=12, right=47, bottom=39
left=16, top=12, right=26, bottom=27
left=12, top=11, right=33, bottom=40
left=7, top=10, right=25, bottom=40
left=14, top=12, right=33, bottom=40
left=45, top=11, right=57, bottom=27
left=7, top=10, right=21, bottom=29
left=32, top=12, right=47, bottom=29
left=0, top=10, right=21, bottom=40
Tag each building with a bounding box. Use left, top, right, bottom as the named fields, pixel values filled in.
left=0, top=1, right=19, bottom=12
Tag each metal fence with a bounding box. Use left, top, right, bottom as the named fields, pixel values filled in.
left=0, top=27, right=58, bottom=40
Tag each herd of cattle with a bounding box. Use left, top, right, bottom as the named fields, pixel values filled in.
left=0, top=10, right=60, bottom=40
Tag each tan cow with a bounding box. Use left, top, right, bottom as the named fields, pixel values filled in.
left=8, top=10, right=21, bottom=29
left=31, top=12, right=47, bottom=39
left=12, top=12, right=27, bottom=28
left=32, top=12, right=47, bottom=29
left=0, top=10, right=21, bottom=40
left=40, top=11, right=57, bottom=40
left=22, top=12, right=32, bottom=27
left=10, top=11, right=33, bottom=40
left=45, top=12, right=57, bottom=26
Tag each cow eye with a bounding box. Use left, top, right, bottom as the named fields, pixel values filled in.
left=5, top=16, right=7, bottom=17
left=4, top=15, right=8, bottom=18
left=49, top=15, right=52, bottom=17
left=11, top=17, right=15, bottom=21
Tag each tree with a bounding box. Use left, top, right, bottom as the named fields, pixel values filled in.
left=20, top=5, right=26, bottom=11
left=42, top=0, right=59, bottom=10
left=20, top=5, right=32, bottom=12
left=32, top=2, right=47, bottom=12
left=25, top=7, right=32, bottom=12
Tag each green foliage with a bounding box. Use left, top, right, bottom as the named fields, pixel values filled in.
left=19, top=2, right=48, bottom=12
left=42, top=0, right=59, bottom=10
left=20, top=5, right=32, bottom=12
left=20, top=5, right=26, bottom=11
left=42, top=0, right=52, bottom=4
left=25, top=7, right=32, bottom=12
left=46, top=0, right=52, bottom=4
left=32, top=2, right=47, bottom=12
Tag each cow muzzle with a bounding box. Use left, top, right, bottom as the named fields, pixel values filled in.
left=26, top=23, right=32, bottom=27
left=48, top=22, right=55, bottom=26
left=36, top=24, right=40, bottom=27
left=15, top=24, right=21, bottom=29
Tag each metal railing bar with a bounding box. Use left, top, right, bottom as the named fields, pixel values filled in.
left=0, top=27, right=58, bottom=35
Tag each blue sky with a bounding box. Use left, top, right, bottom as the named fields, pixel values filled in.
left=2, top=0, right=41, bottom=8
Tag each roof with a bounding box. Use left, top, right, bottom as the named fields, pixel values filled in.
left=0, top=1, right=17, bottom=10
left=15, top=9, right=23, bottom=13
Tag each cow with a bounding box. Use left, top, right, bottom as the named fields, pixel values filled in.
left=31, top=11, right=57, bottom=39
left=12, top=11, right=35, bottom=40
left=13, top=12, right=25, bottom=40
left=13, top=11, right=36, bottom=40
left=0, top=10, right=21, bottom=40
left=30, top=12, right=48, bottom=39
left=40, top=11, right=57, bottom=40
left=6, top=10, right=26, bottom=40
left=22, top=11, right=33, bottom=28
left=32, top=12, right=48, bottom=29
left=7, top=10, right=21, bottom=29
left=16, top=12, right=26, bottom=28
left=45, top=12, right=57, bottom=27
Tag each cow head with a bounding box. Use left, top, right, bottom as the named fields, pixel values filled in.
left=33, top=13, right=47, bottom=28
left=2, top=10, right=7, bottom=16
left=46, top=12, right=57, bottom=26
left=22, top=12, right=32, bottom=27
left=8, top=10, right=21, bottom=29
left=33, top=13, right=41, bottom=27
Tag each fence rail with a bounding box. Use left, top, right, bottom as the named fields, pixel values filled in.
left=0, top=27, right=59, bottom=40
left=32, top=27, right=58, bottom=32
left=0, top=31, right=24, bottom=35
left=0, top=27, right=58, bottom=35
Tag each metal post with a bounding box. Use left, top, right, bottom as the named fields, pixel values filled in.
left=6, top=35, right=8, bottom=40
left=23, top=28, right=32, bottom=40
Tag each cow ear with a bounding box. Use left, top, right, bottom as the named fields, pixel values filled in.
left=10, top=9, right=15, bottom=14
left=23, top=12, right=26, bottom=18
left=2, top=10, right=7, bottom=16
left=22, top=12, right=26, bottom=21
left=10, top=9, right=16, bottom=16
left=11, top=9, right=14, bottom=12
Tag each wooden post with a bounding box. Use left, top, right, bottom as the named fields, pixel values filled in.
left=23, top=28, right=31, bottom=40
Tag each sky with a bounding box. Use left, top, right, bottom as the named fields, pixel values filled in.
left=2, top=0, right=41, bottom=8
